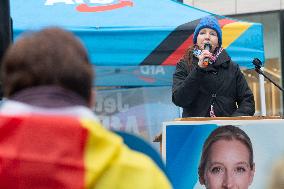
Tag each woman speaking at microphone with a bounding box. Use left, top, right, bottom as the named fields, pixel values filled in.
left=172, top=16, right=255, bottom=118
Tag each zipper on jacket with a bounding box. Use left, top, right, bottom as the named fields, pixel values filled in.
left=210, top=93, right=217, bottom=117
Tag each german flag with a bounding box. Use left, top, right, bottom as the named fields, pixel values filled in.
left=141, top=18, right=255, bottom=66
left=0, top=115, right=171, bottom=189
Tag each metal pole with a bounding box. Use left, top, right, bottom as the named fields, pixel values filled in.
left=259, top=67, right=267, bottom=116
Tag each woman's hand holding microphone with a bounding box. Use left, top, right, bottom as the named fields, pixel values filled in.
left=197, top=50, right=214, bottom=68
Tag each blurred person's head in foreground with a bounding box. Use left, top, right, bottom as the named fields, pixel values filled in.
left=198, top=125, right=255, bottom=189
left=1, top=27, right=93, bottom=107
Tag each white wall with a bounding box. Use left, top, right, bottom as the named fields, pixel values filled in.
left=184, top=0, right=282, bottom=15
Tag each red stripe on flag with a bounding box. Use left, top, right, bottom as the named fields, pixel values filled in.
left=0, top=115, right=87, bottom=189
left=161, top=35, right=193, bottom=65
left=218, top=18, right=236, bottom=27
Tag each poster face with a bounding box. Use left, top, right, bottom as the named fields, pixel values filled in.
left=164, top=119, right=284, bottom=189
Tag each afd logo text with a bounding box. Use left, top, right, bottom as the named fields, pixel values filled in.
left=45, top=0, right=133, bottom=12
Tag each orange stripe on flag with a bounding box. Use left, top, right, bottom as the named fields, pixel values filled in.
left=81, top=119, right=122, bottom=188
left=222, top=22, right=252, bottom=48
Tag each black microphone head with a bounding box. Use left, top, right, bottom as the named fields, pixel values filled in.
left=252, top=58, right=262, bottom=69
left=204, top=43, right=212, bottom=51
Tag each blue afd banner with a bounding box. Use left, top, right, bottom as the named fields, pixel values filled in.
left=11, top=0, right=264, bottom=86
left=94, top=66, right=176, bottom=86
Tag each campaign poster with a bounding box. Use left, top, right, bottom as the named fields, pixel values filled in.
left=164, top=119, right=284, bottom=189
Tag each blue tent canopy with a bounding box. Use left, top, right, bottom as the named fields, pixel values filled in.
left=11, top=0, right=265, bottom=86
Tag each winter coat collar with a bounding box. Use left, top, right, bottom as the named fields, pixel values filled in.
left=213, top=49, right=230, bottom=68
left=193, top=49, right=231, bottom=72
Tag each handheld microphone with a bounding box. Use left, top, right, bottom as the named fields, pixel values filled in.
left=203, top=43, right=212, bottom=66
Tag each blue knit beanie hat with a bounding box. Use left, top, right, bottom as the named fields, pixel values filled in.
left=193, top=16, right=222, bottom=47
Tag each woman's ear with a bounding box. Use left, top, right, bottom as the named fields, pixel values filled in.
left=199, top=175, right=205, bottom=185
left=249, top=163, right=255, bottom=185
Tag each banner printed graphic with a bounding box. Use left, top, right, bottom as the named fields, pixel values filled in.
left=45, top=0, right=134, bottom=12
left=93, top=87, right=179, bottom=145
